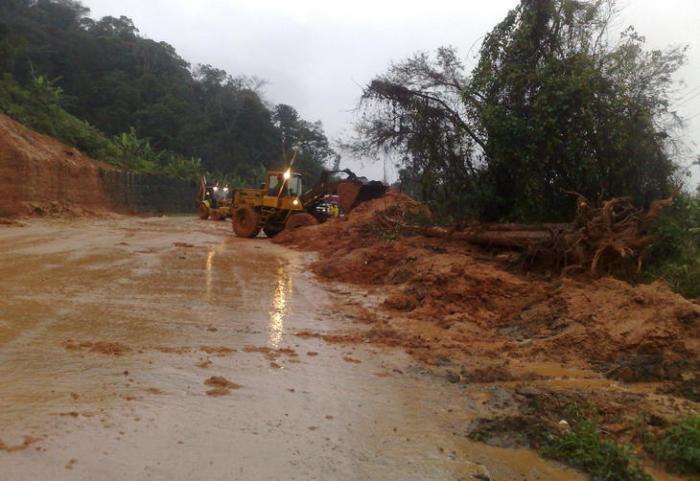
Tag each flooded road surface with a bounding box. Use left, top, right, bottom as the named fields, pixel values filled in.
left=0, top=217, right=583, bottom=481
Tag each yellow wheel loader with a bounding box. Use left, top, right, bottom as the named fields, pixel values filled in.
left=196, top=176, right=232, bottom=221
left=230, top=168, right=387, bottom=238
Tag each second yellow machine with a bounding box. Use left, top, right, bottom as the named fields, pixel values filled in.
left=229, top=168, right=387, bottom=238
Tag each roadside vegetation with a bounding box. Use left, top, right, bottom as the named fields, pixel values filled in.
left=643, top=190, right=700, bottom=298
left=539, top=404, right=652, bottom=481
left=469, top=403, right=700, bottom=480
left=652, top=415, right=700, bottom=474
left=542, top=415, right=651, bottom=481
left=544, top=413, right=700, bottom=480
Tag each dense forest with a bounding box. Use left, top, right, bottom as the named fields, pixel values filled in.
left=0, top=0, right=336, bottom=183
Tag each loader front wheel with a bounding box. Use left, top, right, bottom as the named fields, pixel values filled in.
left=232, top=207, right=261, bottom=238
left=197, top=203, right=210, bottom=220
left=285, top=213, right=319, bottom=231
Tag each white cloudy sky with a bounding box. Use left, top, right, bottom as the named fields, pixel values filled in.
left=83, top=0, right=700, bottom=185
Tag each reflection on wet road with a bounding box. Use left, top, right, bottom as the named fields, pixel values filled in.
left=0, top=217, right=582, bottom=481
left=268, top=262, right=292, bottom=349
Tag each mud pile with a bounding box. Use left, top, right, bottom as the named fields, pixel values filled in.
left=275, top=191, right=700, bottom=383
left=508, top=278, right=698, bottom=373
left=274, top=190, right=425, bottom=273
left=0, top=114, right=118, bottom=218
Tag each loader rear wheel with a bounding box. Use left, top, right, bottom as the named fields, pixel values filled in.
left=232, top=207, right=261, bottom=238
left=197, top=203, right=210, bottom=220
left=285, top=213, right=319, bottom=231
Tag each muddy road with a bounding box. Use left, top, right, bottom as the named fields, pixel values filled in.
left=0, top=217, right=586, bottom=480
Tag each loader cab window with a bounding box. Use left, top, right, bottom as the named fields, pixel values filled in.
left=268, top=175, right=280, bottom=196
left=268, top=173, right=302, bottom=197
left=288, top=175, right=302, bottom=197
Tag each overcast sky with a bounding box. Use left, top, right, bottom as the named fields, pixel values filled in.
left=83, top=0, right=700, bottom=185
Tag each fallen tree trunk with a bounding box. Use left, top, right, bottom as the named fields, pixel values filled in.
left=375, top=193, right=675, bottom=276
left=376, top=219, right=559, bottom=248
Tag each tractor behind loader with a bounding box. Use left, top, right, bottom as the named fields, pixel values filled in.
left=196, top=176, right=232, bottom=221
left=230, top=168, right=387, bottom=238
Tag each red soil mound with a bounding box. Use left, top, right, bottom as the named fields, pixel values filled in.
left=510, top=278, right=699, bottom=370
left=0, top=114, right=118, bottom=218
left=274, top=190, right=420, bottom=263
left=276, top=190, right=700, bottom=381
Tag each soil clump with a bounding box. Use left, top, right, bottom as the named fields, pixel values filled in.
left=204, top=376, right=241, bottom=397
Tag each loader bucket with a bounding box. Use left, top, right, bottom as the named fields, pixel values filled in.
left=336, top=180, right=388, bottom=213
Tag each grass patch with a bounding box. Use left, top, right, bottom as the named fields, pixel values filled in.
left=542, top=417, right=651, bottom=481
left=652, top=416, right=700, bottom=474
left=642, top=192, right=700, bottom=299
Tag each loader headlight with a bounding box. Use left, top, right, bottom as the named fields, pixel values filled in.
left=292, top=199, right=300, bottom=206
left=223, top=187, right=229, bottom=192
left=283, top=169, right=291, bottom=180
left=213, top=186, right=219, bottom=192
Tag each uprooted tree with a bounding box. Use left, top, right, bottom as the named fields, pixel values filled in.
left=375, top=191, right=677, bottom=276
left=352, top=0, right=687, bottom=223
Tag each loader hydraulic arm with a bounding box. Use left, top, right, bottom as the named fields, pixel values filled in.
left=301, top=169, right=387, bottom=215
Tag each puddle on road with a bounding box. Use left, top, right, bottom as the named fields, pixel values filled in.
left=0, top=217, right=583, bottom=480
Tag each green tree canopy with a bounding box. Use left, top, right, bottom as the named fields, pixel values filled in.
left=0, top=0, right=336, bottom=183
left=355, top=0, right=686, bottom=222
left=274, top=104, right=336, bottom=182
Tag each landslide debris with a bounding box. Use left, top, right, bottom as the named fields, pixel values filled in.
left=275, top=190, right=700, bottom=388
left=277, top=189, right=700, bottom=478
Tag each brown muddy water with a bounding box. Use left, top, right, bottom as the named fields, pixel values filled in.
left=0, top=217, right=583, bottom=481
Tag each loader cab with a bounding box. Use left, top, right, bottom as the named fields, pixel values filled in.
left=266, top=171, right=302, bottom=196
left=263, top=170, right=304, bottom=211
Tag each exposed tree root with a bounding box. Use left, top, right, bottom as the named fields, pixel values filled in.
left=376, top=193, right=676, bottom=277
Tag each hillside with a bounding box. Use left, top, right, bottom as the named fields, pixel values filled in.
left=0, top=0, right=335, bottom=182
left=0, top=113, right=119, bottom=217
